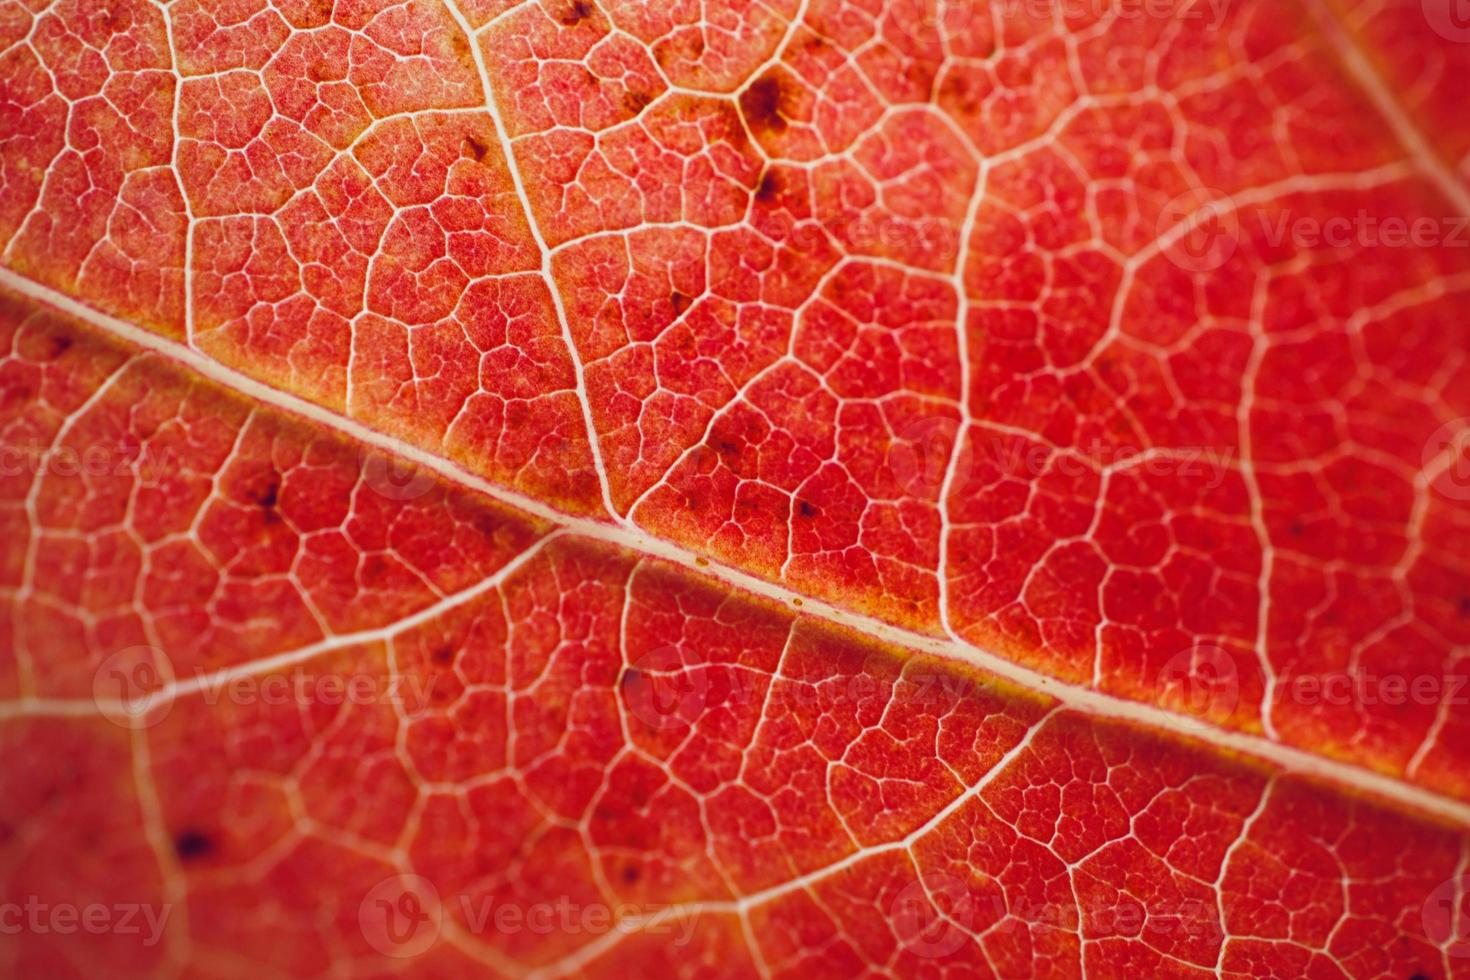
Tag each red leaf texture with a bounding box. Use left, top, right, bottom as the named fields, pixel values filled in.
left=3, top=0, right=1470, bottom=976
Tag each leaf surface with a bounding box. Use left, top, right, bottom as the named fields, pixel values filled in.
left=2, top=0, right=1470, bottom=976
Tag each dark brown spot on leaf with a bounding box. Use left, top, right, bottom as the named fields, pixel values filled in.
left=739, top=73, right=790, bottom=134
left=755, top=168, right=782, bottom=203
left=940, top=71, right=983, bottom=116
left=670, top=292, right=693, bottom=316
left=255, top=477, right=279, bottom=511
left=559, top=0, right=594, bottom=25
left=34, top=333, right=72, bottom=361
left=622, top=90, right=652, bottom=116
left=174, top=829, right=214, bottom=861
left=462, top=136, right=488, bottom=161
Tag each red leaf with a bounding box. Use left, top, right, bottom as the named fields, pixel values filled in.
left=2, top=0, right=1470, bottom=976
